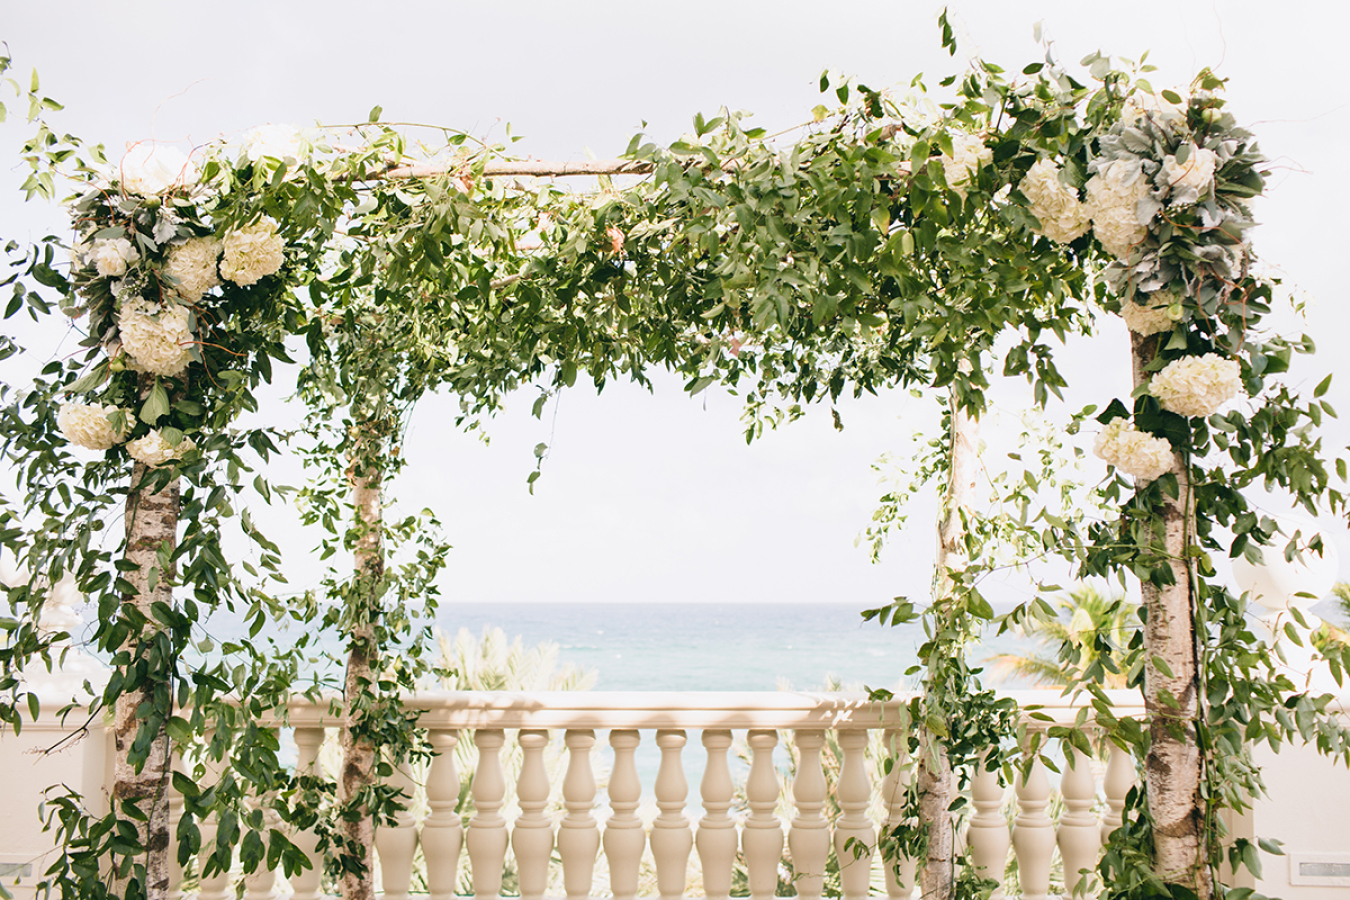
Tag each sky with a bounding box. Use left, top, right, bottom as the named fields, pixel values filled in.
left=0, top=1, right=1347, bottom=616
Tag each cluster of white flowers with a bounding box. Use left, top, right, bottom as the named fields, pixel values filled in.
left=164, top=237, right=222, bottom=303
left=1018, top=159, right=1091, bottom=244
left=92, top=238, right=139, bottom=278
left=1159, top=144, right=1219, bottom=206
left=1085, top=159, right=1154, bottom=260
left=1150, top=353, right=1242, bottom=418
left=126, top=429, right=196, bottom=467
left=940, top=133, right=992, bottom=197
left=57, top=401, right=130, bottom=451
left=118, top=144, right=197, bottom=196
left=119, top=301, right=195, bottom=377
left=1119, top=289, right=1181, bottom=336
left=220, top=218, right=286, bottom=287
left=1094, top=418, right=1175, bottom=481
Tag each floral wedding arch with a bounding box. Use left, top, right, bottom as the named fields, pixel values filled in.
left=1, top=23, right=1345, bottom=900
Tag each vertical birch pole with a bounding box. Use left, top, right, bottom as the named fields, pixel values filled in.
left=340, top=429, right=383, bottom=900
left=1130, top=331, right=1208, bottom=896
left=917, top=390, right=979, bottom=900
left=113, top=458, right=180, bottom=900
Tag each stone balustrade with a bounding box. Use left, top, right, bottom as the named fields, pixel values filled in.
left=169, top=689, right=1145, bottom=899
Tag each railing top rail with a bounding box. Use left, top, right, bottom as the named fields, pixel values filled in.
left=280, top=688, right=1149, bottom=730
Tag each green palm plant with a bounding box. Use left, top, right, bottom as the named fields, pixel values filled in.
left=989, top=586, right=1141, bottom=689
left=1311, top=582, right=1350, bottom=652
left=439, top=625, right=597, bottom=692
left=1330, top=582, right=1350, bottom=627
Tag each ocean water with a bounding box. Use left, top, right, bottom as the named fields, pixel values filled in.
left=435, top=601, right=1033, bottom=692
left=430, top=602, right=1037, bottom=803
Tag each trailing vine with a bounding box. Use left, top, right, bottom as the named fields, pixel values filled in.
left=0, top=16, right=1348, bottom=900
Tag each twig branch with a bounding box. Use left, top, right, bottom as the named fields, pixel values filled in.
left=382, top=159, right=654, bottom=180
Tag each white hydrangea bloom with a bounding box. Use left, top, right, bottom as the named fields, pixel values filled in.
left=69, top=238, right=91, bottom=269
left=1121, top=90, right=1187, bottom=124
left=119, top=301, right=195, bottom=377
left=1159, top=145, right=1219, bottom=206
left=1119, top=289, right=1182, bottom=336
left=126, top=429, right=196, bottom=467
left=57, top=401, right=130, bottom=451
left=1085, top=159, right=1155, bottom=260
left=92, top=238, right=139, bottom=278
left=242, top=124, right=305, bottom=163
left=1093, top=418, right=1175, bottom=481
left=220, top=218, right=285, bottom=287
left=940, top=133, right=992, bottom=197
left=1019, top=158, right=1091, bottom=243
left=118, top=143, right=197, bottom=196
left=1150, top=353, right=1242, bottom=418
left=164, top=237, right=222, bottom=303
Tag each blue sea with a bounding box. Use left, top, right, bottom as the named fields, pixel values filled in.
left=434, top=602, right=1033, bottom=692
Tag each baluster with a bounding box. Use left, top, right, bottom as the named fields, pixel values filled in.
left=558, top=728, right=600, bottom=900
left=1011, top=754, right=1054, bottom=900
left=788, top=730, right=829, bottom=900
left=879, top=730, right=917, bottom=900
left=651, top=730, right=693, bottom=900
left=289, top=727, right=326, bottom=900
left=604, top=730, right=645, bottom=900
left=424, top=728, right=464, bottom=900
left=376, top=761, right=420, bottom=900
left=967, top=751, right=1009, bottom=891
left=197, top=746, right=231, bottom=900
left=513, top=730, right=554, bottom=900
left=835, top=730, right=875, bottom=900
left=742, top=729, right=785, bottom=900
left=1058, top=746, right=1101, bottom=897
left=243, top=724, right=284, bottom=900
left=696, top=729, right=737, bottom=900
left=467, top=729, right=508, bottom=900
left=1101, top=743, right=1133, bottom=845
left=167, top=753, right=185, bottom=900
left=243, top=792, right=281, bottom=900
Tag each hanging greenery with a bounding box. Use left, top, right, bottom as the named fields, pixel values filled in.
left=0, top=15, right=1348, bottom=900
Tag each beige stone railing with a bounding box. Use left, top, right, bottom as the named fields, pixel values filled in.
left=170, top=689, right=1144, bottom=900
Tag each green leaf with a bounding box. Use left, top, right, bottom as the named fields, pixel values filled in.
left=1161, top=89, right=1183, bottom=104
left=1096, top=399, right=1130, bottom=424
left=368, top=105, right=382, bottom=123
left=67, top=360, right=109, bottom=395
left=140, top=381, right=170, bottom=425
left=1258, top=836, right=1285, bottom=856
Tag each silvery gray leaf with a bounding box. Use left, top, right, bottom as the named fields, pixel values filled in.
left=1136, top=196, right=1163, bottom=224
left=1120, top=128, right=1153, bottom=154
left=152, top=215, right=179, bottom=246
left=1169, top=183, right=1203, bottom=207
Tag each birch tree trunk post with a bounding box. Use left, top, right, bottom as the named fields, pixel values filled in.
left=917, top=390, right=980, bottom=900
left=112, top=459, right=180, bottom=900
left=340, top=432, right=384, bottom=900
left=1130, top=331, right=1208, bottom=897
